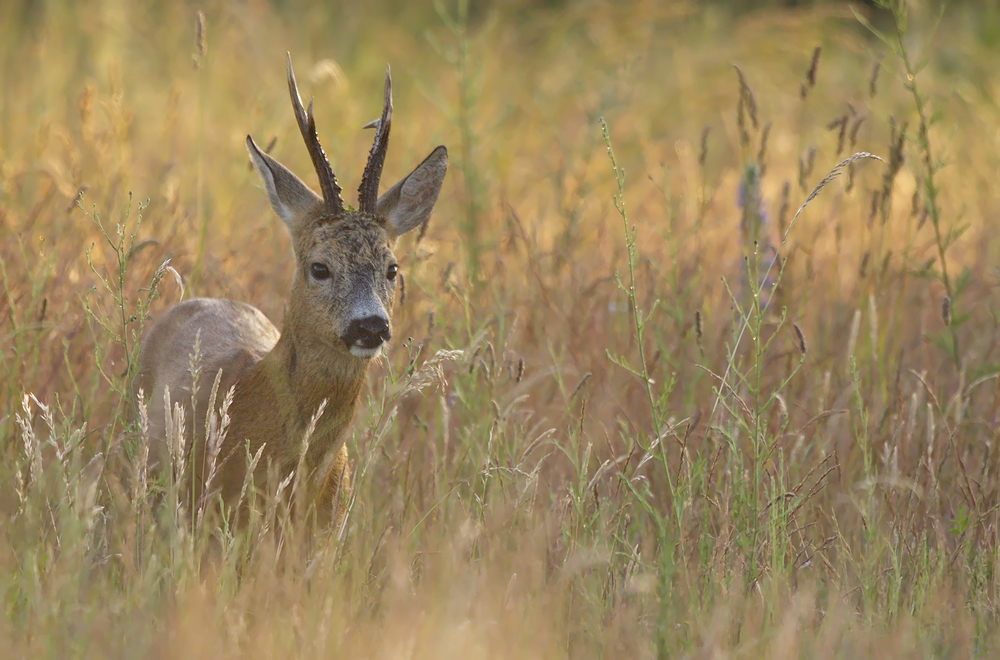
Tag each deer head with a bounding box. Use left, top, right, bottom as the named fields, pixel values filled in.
left=246, top=54, right=447, bottom=359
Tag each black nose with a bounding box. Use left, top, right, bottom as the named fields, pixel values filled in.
left=342, top=315, right=390, bottom=349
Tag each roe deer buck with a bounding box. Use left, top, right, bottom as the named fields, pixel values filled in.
left=134, top=54, right=447, bottom=525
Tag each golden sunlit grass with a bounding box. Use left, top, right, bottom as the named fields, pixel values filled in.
left=3, top=0, right=1000, bottom=656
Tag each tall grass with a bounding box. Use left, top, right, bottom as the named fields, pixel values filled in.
left=2, top=0, right=1000, bottom=656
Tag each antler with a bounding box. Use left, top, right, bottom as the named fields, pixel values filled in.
left=358, top=65, right=393, bottom=213
left=286, top=53, right=344, bottom=214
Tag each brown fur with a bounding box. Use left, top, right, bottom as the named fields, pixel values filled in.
left=134, top=57, right=447, bottom=527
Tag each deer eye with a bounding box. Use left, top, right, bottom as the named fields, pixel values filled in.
left=386, top=264, right=399, bottom=281
left=310, top=262, right=331, bottom=280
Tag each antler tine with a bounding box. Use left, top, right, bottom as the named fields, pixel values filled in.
left=358, top=65, right=393, bottom=213
left=286, top=53, right=344, bottom=214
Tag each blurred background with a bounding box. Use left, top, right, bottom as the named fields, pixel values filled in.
left=4, top=0, right=1000, bottom=656
left=4, top=0, right=999, bottom=414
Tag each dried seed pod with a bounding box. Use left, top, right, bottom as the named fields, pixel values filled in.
left=777, top=181, right=790, bottom=235
left=193, top=11, right=207, bottom=70
left=195, top=11, right=207, bottom=58
left=849, top=116, right=865, bottom=149
left=806, top=46, right=821, bottom=88
left=793, top=323, right=807, bottom=355
left=699, top=125, right=710, bottom=168
left=757, top=122, right=772, bottom=172
left=879, top=119, right=907, bottom=223
left=869, top=59, right=881, bottom=98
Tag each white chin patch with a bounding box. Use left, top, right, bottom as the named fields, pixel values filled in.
left=349, top=345, right=383, bottom=359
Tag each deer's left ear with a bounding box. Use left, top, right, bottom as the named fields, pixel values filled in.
left=376, top=146, right=448, bottom=238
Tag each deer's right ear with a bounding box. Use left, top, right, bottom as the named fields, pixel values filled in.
left=247, top=135, right=322, bottom=229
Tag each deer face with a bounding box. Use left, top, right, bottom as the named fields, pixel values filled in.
left=247, top=56, right=447, bottom=360
left=294, top=213, right=396, bottom=358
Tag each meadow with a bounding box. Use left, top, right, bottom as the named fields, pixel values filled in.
left=3, top=0, right=1000, bottom=656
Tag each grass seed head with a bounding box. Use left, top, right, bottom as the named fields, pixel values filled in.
left=793, top=323, right=807, bottom=355
left=807, top=45, right=822, bottom=88
left=699, top=125, right=710, bottom=168
left=193, top=11, right=207, bottom=69
left=837, top=119, right=848, bottom=156
left=733, top=65, right=759, bottom=130
left=757, top=121, right=772, bottom=171
left=870, top=58, right=882, bottom=97
left=849, top=116, right=865, bottom=149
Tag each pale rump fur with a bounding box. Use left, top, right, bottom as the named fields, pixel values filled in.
left=134, top=55, right=447, bottom=526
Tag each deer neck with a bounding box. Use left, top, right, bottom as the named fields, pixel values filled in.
left=256, top=317, right=369, bottom=452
